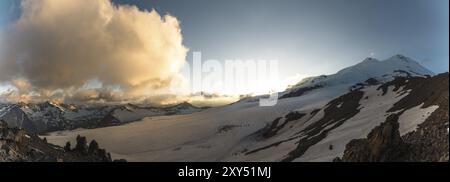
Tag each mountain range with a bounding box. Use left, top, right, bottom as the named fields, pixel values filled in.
left=1, top=54, right=448, bottom=162
left=0, top=101, right=203, bottom=133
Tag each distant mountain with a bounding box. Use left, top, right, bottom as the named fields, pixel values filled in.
left=0, top=101, right=204, bottom=133
left=281, top=54, right=434, bottom=99
left=0, top=104, right=37, bottom=132
left=101, top=102, right=202, bottom=127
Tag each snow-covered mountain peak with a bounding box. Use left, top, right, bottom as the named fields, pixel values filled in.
left=361, top=57, right=380, bottom=63
left=281, top=55, right=434, bottom=99
left=38, top=101, right=63, bottom=111
left=171, top=102, right=197, bottom=109
left=385, top=55, right=434, bottom=76
left=389, top=54, right=410, bottom=62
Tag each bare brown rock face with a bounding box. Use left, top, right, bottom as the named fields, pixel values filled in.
left=333, top=140, right=371, bottom=162
left=337, top=114, right=407, bottom=162
left=367, top=115, right=404, bottom=161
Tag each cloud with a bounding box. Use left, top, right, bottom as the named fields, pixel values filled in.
left=64, top=88, right=123, bottom=103
left=0, top=0, right=188, bottom=103
left=282, top=73, right=311, bottom=89
left=187, top=92, right=240, bottom=107
left=11, top=78, right=31, bottom=91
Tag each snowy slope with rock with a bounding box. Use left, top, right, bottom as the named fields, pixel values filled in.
left=43, top=55, right=448, bottom=162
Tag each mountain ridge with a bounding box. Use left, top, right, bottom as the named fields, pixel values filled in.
left=0, top=101, right=204, bottom=133
left=280, top=54, right=434, bottom=99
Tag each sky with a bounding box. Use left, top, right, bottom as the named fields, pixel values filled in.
left=0, top=0, right=448, bottom=105
left=112, top=0, right=449, bottom=74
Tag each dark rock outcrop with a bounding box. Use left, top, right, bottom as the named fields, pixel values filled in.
left=261, top=111, right=307, bottom=139
left=366, top=115, right=405, bottom=161
left=336, top=114, right=408, bottom=162
left=1, top=121, right=122, bottom=162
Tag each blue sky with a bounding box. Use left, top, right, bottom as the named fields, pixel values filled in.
left=2, top=0, right=449, bottom=75
left=111, top=0, right=449, bottom=76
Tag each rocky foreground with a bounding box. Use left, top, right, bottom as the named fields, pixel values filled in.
left=1, top=121, right=124, bottom=162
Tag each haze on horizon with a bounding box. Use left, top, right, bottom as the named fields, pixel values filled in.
left=0, top=0, right=448, bottom=106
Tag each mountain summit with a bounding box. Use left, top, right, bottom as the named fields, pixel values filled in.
left=282, top=55, right=434, bottom=98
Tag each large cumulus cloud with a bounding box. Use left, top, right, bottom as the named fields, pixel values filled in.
left=0, top=0, right=188, bottom=103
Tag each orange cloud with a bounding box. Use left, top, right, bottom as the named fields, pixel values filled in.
left=0, top=0, right=188, bottom=103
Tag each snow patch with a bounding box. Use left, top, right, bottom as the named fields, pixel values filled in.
left=398, top=103, right=439, bottom=135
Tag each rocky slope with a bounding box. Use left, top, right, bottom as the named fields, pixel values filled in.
left=335, top=73, right=449, bottom=162
left=230, top=73, right=447, bottom=162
